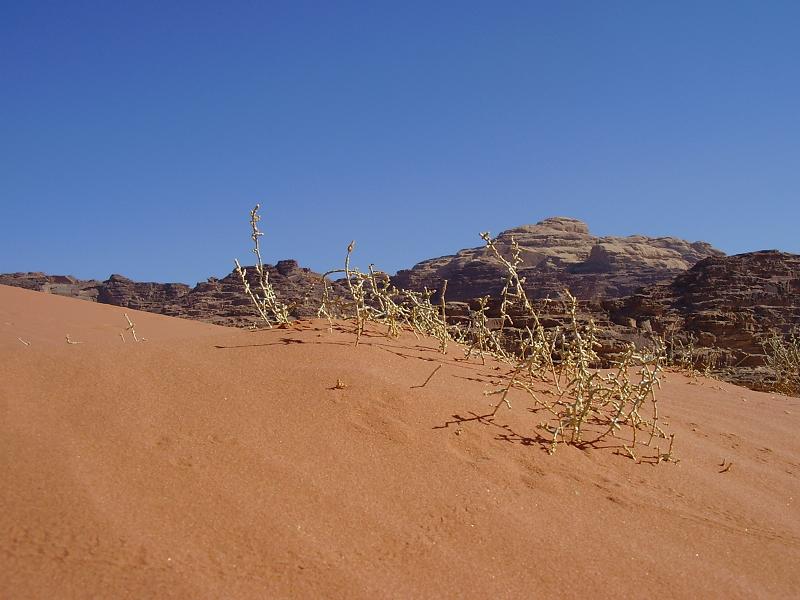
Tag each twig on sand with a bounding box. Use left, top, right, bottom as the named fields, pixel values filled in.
left=124, top=313, right=145, bottom=342
left=330, top=378, right=348, bottom=390
left=412, top=364, right=443, bottom=389
left=17, top=337, right=30, bottom=347
left=65, top=334, right=83, bottom=345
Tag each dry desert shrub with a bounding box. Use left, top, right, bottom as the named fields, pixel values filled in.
left=763, top=329, right=800, bottom=396
left=457, top=295, right=511, bottom=364
left=234, top=204, right=290, bottom=328
left=235, top=206, right=674, bottom=461
left=316, top=239, right=450, bottom=350
left=663, top=329, right=721, bottom=379
left=476, top=232, right=673, bottom=461
left=664, top=329, right=699, bottom=373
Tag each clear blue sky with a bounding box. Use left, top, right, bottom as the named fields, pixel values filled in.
left=2, top=1, right=798, bottom=284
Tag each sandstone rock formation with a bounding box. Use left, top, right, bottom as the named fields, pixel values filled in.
left=0, top=260, right=346, bottom=328
left=603, top=251, right=800, bottom=389
left=436, top=249, right=800, bottom=392
left=392, top=217, right=723, bottom=301
left=0, top=272, right=102, bottom=301
left=4, top=223, right=797, bottom=394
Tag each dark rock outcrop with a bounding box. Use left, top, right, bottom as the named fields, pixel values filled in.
left=439, top=250, right=800, bottom=392
left=0, top=272, right=101, bottom=301
left=95, top=275, right=192, bottom=314
left=604, top=251, right=800, bottom=389
left=0, top=261, right=346, bottom=328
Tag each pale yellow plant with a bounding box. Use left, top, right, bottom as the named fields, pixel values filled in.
left=232, top=208, right=674, bottom=462
left=476, top=231, right=673, bottom=462
left=234, top=205, right=290, bottom=328
left=123, top=313, right=144, bottom=342
left=763, top=328, right=800, bottom=395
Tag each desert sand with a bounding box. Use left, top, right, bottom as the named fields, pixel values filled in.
left=1, top=283, right=799, bottom=598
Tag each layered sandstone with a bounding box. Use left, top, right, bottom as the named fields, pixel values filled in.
left=392, top=217, right=723, bottom=301
left=604, top=251, right=800, bottom=389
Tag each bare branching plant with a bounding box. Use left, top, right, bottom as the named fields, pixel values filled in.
left=315, top=238, right=450, bottom=351
left=460, top=296, right=510, bottom=364
left=763, top=328, right=800, bottom=396
left=547, top=331, right=669, bottom=461
left=477, top=233, right=555, bottom=374
left=665, top=329, right=699, bottom=373
left=665, top=330, right=711, bottom=375
left=480, top=232, right=535, bottom=322
left=367, top=265, right=410, bottom=339
left=487, top=290, right=672, bottom=461
left=663, top=327, right=725, bottom=383
left=234, top=204, right=290, bottom=328
left=234, top=206, right=674, bottom=462
left=477, top=230, right=673, bottom=462
left=404, top=287, right=450, bottom=353
left=123, top=313, right=145, bottom=342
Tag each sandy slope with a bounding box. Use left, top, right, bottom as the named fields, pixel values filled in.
left=1, top=284, right=799, bottom=599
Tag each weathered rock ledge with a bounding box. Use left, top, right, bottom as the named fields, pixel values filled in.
left=392, top=216, right=723, bottom=301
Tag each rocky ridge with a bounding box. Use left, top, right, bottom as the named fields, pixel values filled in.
left=0, top=260, right=345, bottom=328
left=392, top=216, right=723, bottom=301
left=3, top=220, right=798, bottom=393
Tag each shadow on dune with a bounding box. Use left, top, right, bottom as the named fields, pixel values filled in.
left=213, top=337, right=307, bottom=348
left=213, top=335, right=494, bottom=373
left=434, top=408, right=656, bottom=461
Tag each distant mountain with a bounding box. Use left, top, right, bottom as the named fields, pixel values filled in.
left=392, top=216, right=723, bottom=301
left=0, top=260, right=344, bottom=328
left=6, top=221, right=799, bottom=393
left=0, top=216, right=727, bottom=329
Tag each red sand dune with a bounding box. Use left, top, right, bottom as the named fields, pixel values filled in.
left=2, top=283, right=799, bottom=598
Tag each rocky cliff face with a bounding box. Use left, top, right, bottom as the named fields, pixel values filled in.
left=603, top=251, right=800, bottom=389
left=439, top=250, right=800, bottom=391
left=0, top=273, right=102, bottom=301
left=392, top=217, right=723, bottom=301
